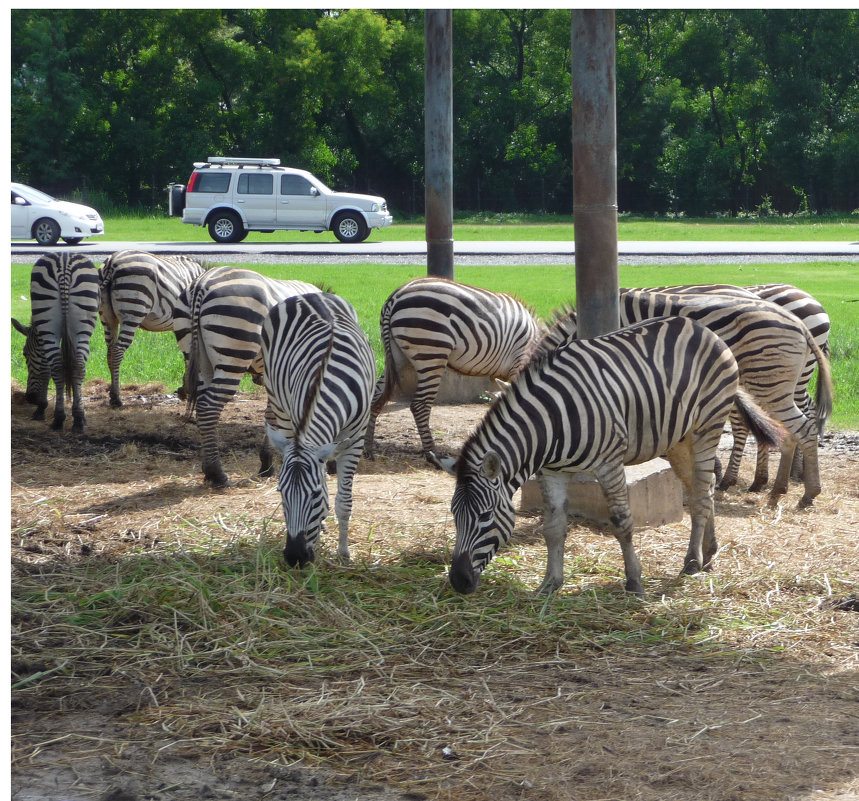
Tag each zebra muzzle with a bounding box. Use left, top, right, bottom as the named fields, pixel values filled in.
left=449, top=553, right=479, bottom=594
left=284, top=532, right=316, bottom=569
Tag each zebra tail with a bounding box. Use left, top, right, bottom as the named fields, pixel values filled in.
left=182, top=284, right=205, bottom=421
left=370, top=310, right=400, bottom=416
left=734, top=389, right=787, bottom=450
left=805, top=328, right=834, bottom=434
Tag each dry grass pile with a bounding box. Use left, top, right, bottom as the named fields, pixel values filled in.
left=9, top=385, right=859, bottom=801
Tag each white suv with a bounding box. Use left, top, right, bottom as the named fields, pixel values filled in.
left=169, top=157, right=393, bottom=243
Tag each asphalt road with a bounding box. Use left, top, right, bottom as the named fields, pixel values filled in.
left=10, top=238, right=859, bottom=266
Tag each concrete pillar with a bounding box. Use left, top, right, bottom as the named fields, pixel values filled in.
left=572, top=10, right=619, bottom=338
left=425, top=9, right=454, bottom=280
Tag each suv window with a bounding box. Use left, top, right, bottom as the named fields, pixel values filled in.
left=193, top=173, right=231, bottom=193
left=281, top=174, right=315, bottom=196
left=238, top=173, right=274, bottom=195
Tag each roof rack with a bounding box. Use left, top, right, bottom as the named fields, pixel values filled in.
left=205, top=156, right=281, bottom=167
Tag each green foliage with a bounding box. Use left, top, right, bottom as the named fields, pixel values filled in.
left=11, top=10, right=859, bottom=216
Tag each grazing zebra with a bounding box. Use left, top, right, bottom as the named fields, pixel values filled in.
left=364, top=277, right=543, bottom=460
left=548, top=289, right=832, bottom=507
left=433, top=316, right=784, bottom=596
left=98, top=250, right=206, bottom=407
left=638, top=283, right=831, bottom=490
left=11, top=253, right=100, bottom=433
left=262, top=292, right=376, bottom=567
left=174, top=266, right=322, bottom=487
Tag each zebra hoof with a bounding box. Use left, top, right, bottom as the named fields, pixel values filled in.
left=746, top=480, right=767, bottom=493
left=205, top=472, right=234, bottom=489
left=798, top=495, right=816, bottom=510
left=109, top=396, right=123, bottom=408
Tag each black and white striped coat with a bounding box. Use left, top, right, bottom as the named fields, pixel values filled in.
left=262, top=292, right=376, bottom=567
left=365, top=277, right=543, bottom=459
left=547, top=289, right=832, bottom=507
left=435, top=316, right=784, bottom=597
left=174, top=266, right=321, bottom=487
left=11, top=253, right=100, bottom=433
left=98, top=250, right=206, bottom=407
left=638, top=283, right=831, bottom=491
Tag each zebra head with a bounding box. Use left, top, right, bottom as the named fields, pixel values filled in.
left=11, top=318, right=47, bottom=406
left=437, top=449, right=516, bottom=594
left=267, top=424, right=340, bottom=568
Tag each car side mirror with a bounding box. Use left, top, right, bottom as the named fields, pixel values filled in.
left=310, top=187, right=319, bottom=196
left=13, top=196, right=27, bottom=206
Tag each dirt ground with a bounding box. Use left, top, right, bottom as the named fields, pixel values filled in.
left=9, top=382, right=859, bottom=801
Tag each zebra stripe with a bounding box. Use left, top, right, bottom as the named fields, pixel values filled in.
left=365, top=277, right=543, bottom=459
left=438, top=316, right=783, bottom=596
left=98, top=250, right=206, bottom=407
left=262, top=293, right=376, bottom=567
left=174, top=266, right=322, bottom=487
left=11, top=253, right=100, bottom=433
left=636, top=283, right=831, bottom=491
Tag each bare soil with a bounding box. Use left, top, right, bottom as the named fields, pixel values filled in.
left=9, top=382, right=859, bottom=801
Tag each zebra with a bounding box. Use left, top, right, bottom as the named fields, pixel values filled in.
left=364, top=277, right=543, bottom=460
left=262, top=292, right=377, bottom=567
left=174, top=266, right=322, bottom=487
left=546, top=289, right=833, bottom=507
left=432, top=316, right=785, bottom=597
left=11, top=253, right=100, bottom=433
left=637, top=283, right=830, bottom=490
left=98, top=249, right=206, bottom=407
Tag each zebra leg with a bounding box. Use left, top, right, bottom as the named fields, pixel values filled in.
left=333, top=444, right=363, bottom=562
left=770, top=409, right=821, bottom=508
left=749, top=437, right=770, bottom=492
left=717, top=407, right=748, bottom=491
left=411, top=364, right=446, bottom=458
left=70, top=335, right=92, bottom=434
left=593, top=461, right=643, bottom=597
left=667, top=437, right=718, bottom=575
left=30, top=364, right=50, bottom=422
left=536, top=471, right=569, bottom=594
left=106, top=325, right=137, bottom=408
left=195, top=376, right=240, bottom=487
left=46, top=339, right=67, bottom=431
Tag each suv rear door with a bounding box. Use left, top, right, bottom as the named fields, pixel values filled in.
left=236, top=172, right=276, bottom=225
left=277, top=174, right=327, bottom=229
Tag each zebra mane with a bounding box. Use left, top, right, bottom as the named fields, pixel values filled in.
left=524, top=305, right=578, bottom=370
left=294, top=296, right=337, bottom=443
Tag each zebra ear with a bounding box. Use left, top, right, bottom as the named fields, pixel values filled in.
left=492, top=378, right=511, bottom=399
left=427, top=451, right=457, bottom=476
left=314, top=442, right=340, bottom=463
left=266, top=423, right=293, bottom=457
left=11, top=318, right=30, bottom=337
left=482, top=451, right=503, bottom=481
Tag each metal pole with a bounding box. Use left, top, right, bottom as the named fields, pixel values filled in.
left=572, top=10, right=618, bottom=339
left=425, top=9, right=454, bottom=279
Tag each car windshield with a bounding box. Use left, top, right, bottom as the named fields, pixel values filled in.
left=16, top=185, right=56, bottom=204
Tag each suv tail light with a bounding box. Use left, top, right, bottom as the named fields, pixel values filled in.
left=186, top=172, right=199, bottom=192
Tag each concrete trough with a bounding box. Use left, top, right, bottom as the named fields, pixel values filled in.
left=519, top=458, right=685, bottom=528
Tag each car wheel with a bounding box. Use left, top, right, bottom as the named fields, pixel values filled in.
left=63, top=237, right=83, bottom=245
left=208, top=211, right=245, bottom=243
left=33, top=218, right=61, bottom=246
left=332, top=212, right=369, bottom=243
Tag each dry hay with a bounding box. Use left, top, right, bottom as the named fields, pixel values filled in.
left=9, top=381, right=859, bottom=801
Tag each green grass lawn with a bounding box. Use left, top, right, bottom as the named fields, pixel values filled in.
left=101, top=212, right=859, bottom=244
left=10, top=260, right=859, bottom=430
